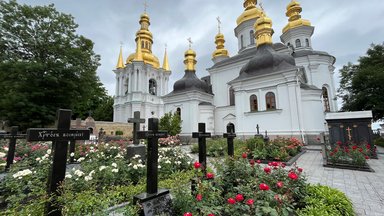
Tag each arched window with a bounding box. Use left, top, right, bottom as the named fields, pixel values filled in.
left=141, top=40, right=145, bottom=49
left=124, top=78, right=129, bottom=95
left=88, top=127, right=94, bottom=134
left=250, top=30, right=255, bottom=45
left=149, top=79, right=157, bottom=95
left=295, top=39, right=301, bottom=48
left=229, top=87, right=235, bottom=106
left=117, top=77, right=120, bottom=96
left=322, top=87, right=330, bottom=112
left=305, top=38, right=310, bottom=47
left=266, top=92, right=276, bottom=110
left=176, top=107, right=181, bottom=118
left=250, top=94, right=258, bottom=112
left=241, top=35, right=244, bottom=49
left=227, top=123, right=235, bottom=133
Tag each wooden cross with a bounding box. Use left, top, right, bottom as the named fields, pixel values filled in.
left=216, top=16, right=221, bottom=33
left=27, top=109, right=90, bottom=216
left=346, top=127, right=352, bottom=141
left=137, top=118, right=168, bottom=194
left=0, top=126, right=26, bottom=171
left=128, top=111, right=145, bottom=145
left=192, top=123, right=211, bottom=170
left=187, top=37, right=193, bottom=49
left=223, top=124, right=236, bottom=157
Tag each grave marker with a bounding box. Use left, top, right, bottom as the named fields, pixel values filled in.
left=223, top=124, right=236, bottom=157
left=192, top=123, right=211, bottom=170
left=27, top=109, right=90, bottom=216
left=0, top=126, right=26, bottom=171
left=254, top=124, right=264, bottom=139
left=134, top=118, right=171, bottom=216
left=127, top=111, right=146, bottom=159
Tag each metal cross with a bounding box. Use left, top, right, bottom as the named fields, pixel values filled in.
left=346, top=127, right=352, bottom=141
left=259, top=1, right=264, bottom=11
left=216, top=16, right=221, bottom=33
left=187, top=37, right=193, bottom=49
left=143, top=0, right=148, bottom=13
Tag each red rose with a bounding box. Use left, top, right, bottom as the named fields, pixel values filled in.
left=257, top=160, right=261, bottom=164
left=250, top=159, right=255, bottom=166
left=259, top=183, right=270, bottom=191
left=184, top=213, right=192, bottom=216
left=246, top=199, right=254, bottom=205
left=242, top=153, right=247, bottom=159
left=276, top=181, right=284, bottom=188
left=288, top=172, right=298, bottom=180
left=206, top=172, right=214, bottom=179
left=208, top=214, right=215, bottom=216
left=227, top=197, right=236, bottom=204
left=272, top=161, right=279, bottom=167
left=359, top=148, right=363, bottom=152
left=366, top=144, right=371, bottom=149
left=352, top=145, right=358, bottom=150
left=264, top=167, right=271, bottom=174
left=281, top=163, right=286, bottom=168
left=365, top=156, right=370, bottom=159
left=336, top=141, right=342, bottom=146
left=196, top=194, right=202, bottom=201
left=194, top=162, right=201, bottom=169
left=235, top=194, right=244, bottom=202
left=268, top=162, right=272, bottom=166
left=298, top=167, right=303, bottom=172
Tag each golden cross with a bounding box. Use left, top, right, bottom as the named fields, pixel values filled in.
left=216, top=16, right=221, bottom=33
left=143, top=0, right=148, bottom=13
left=187, top=37, right=193, bottom=49
left=346, top=127, right=352, bottom=141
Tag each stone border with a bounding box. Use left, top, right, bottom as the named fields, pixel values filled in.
left=257, top=150, right=307, bottom=166
left=323, top=160, right=375, bottom=172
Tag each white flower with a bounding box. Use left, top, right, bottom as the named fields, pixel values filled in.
left=0, top=163, right=5, bottom=167
left=47, top=149, right=52, bottom=154
left=99, top=166, right=107, bottom=171
left=89, top=170, right=95, bottom=176
left=111, top=168, right=118, bottom=173
left=175, top=161, right=181, bottom=165
left=112, top=163, right=117, bottom=168
left=105, top=143, right=109, bottom=147
left=115, top=154, right=123, bottom=159
left=165, top=160, right=171, bottom=164
left=4, top=147, right=9, bottom=151
left=77, top=157, right=85, bottom=162
left=0, top=152, right=6, bottom=158
left=84, top=176, right=93, bottom=181
left=35, top=157, right=41, bottom=161
left=138, top=164, right=145, bottom=168
left=74, top=170, right=84, bottom=177
left=90, top=146, right=94, bottom=150
left=158, top=165, right=161, bottom=169
left=133, top=165, right=138, bottom=170
left=70, top=152, right=75, bottom=157
left=138, top=159, right=142, bottom=163
left=65, top=174, right=72, bottom=179
left=12, top=169, right=33, bottom=178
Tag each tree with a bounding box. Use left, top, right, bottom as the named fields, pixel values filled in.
left=0, top=1, right=107, bottom=130
left=338, top=43, right=384, bottom=121
left=92, top=96, right=114, bottom=121
left=159, top=112, right=182, bottom=136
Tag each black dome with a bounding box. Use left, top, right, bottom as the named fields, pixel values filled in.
left=173, top=70, right=211, bottom=94
left=239, top=44, right=296, bottom=78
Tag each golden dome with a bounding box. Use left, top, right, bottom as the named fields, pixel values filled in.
left=184, top=48, right=197, bottom=71
left=212, top=33, right=229, bottom=58
left=236, top=0, right=263, bottom=25
left=282, top=0, right=311, bottom=33
left=127, top=52, right=160, bottom=68
left=254, top=12, right=274, bottom=47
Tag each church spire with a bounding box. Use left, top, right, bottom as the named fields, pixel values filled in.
left=283, top=0, right=311, bottom=33
left=134, top=37, right=143, bottom=61
left=212, top=17, right=229, bottom=59
left=162, top=45, right=170, bottom=71
left=254, top=9, right=274, bottom=47
left=184, top=38, right=197, bottom=71
left=116, top=45, right=125, bottom=69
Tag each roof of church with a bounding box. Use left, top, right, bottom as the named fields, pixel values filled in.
left=166, top=70, right=213, bottom=95
left=300, top=83, right=321, bottom=90
left=293, top=50, right=336, bottom=63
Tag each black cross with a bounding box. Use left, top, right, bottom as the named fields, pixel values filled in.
left=223, top=124, right=236, bottom=157
left=26, top=109, right=90, bottom=216
left=192, top=123, right=211, bottom=170
left=137, top=118, right=168, bottom=194
left=128, top=111, right=145, bottom=145
left=256, top=124, right=260, bottom=134
left=0, top=126, right=26, bottom=171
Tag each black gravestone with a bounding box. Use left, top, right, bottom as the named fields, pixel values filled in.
left=192, top=123, right=211, bottom=171
left=223, top=124, right=236, bottom=157
left=134, top=118, right=171, bottom=216
left=0, top=126, right=26, bottom=171
left=27, top=109, right=90, bottom=216
left=127, top=111, right=146, bottom=160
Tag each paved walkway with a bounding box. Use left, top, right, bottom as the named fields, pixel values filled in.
left=296, top=150, right=384, bottom=216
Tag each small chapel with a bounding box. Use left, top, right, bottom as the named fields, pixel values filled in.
left=113, top=0, right=338, bottom=144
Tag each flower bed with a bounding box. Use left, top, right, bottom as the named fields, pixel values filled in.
left=158, top=135, right=181, bottom=147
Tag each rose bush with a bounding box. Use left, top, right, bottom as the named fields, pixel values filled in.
left=326, top=141, right=374, bottom=166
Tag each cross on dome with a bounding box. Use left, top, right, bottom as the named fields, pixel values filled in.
left=217, top=16, right=221, bottom=33
left=187, top=37, right=193, bottom=49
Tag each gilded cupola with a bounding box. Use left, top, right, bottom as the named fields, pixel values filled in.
left=212, top=17, right=229, bottom=59
left=236, top=0, right=263, bottom=26
left=254, top=10, right=274, bottom=47
left=126, top=12, right=160, bottom=68
left=282, top=0, right=311, bottom=33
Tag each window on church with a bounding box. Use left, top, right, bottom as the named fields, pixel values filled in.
left=176, top=107, right=181, bottom=118
left=322, top=87, right=330, bottom=112
left=250, top=30, right=255, bottom=45
left=266, top=92, right=276, bottom=110
left=124, top=78, right=129, bottom=95
left=295, top=39, right=301, bottom=48
left=250, top=95, right=258, bottom=112
left=241, top=35, right=244, bottom=49
left=141, top=40, right=145, bottom=49
left=229, top=87, right=235, bottom=106
left=305, top=39, right=310, bottom=47
left=149, top=79, right=157, bottom=96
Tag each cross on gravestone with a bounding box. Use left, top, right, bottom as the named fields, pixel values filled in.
left=27, top=109, right=90, bottom=216
left=346, top=127, right=353, bottom=141
left=255, top=124, right=264, bottom=139
left=134, top=118, right=171, bottom=216
left=223, top=124, right=236, bottom=157
left=0, top=126, right=26, bottom=171
left=264, top=130, right=270, bottom=143
left=192, top=123, right=211, bottom=171
left=128, top=111, right=146, bottom=145
left=256, top=124, right=260, bottom=135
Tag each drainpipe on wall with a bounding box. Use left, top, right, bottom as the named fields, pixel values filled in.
left=295, top=69, right=306, bottom=145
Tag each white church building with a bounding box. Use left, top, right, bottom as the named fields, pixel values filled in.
left=113, top=0, right=337, bottom=144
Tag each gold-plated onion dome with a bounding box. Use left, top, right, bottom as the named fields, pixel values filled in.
left=184, top=48, right=197, bottom=71
left=162, top=47, right=170, bottom=71
left=254, top=11, right=274, bottom=47
left=116, top=46, right=125, bottom=69
left=282, top=0, right=311, bottom=33
left=236, top=0, right=263, bottom=25
left=212, top=33, right=229, bottom=58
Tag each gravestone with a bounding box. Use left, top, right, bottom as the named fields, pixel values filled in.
left=0, top=126, right=26, bottom=171
left=254, top=124, right=264, bottom=139
left=127, top=111, right=146, bottom=160
left=192, top=123, right=211, bottom=171
left=134, top=118, right=171, bottom=216
left=264, top=130, right=270, bottom=143
left=27, top=109, right=90, bottom=216
left=223, top=124, right=236, bottom=157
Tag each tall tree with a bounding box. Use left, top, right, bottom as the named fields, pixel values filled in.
left=159, top=112, right=182, bottom=136
left=338, top=43, right=384, bottom=121
left=0, top=0, right=107, bottom=130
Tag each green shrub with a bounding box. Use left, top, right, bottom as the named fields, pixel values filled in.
left=374, top=137, right=384, bottom=147
left=297, top=184, right=354, bottom=216
left=115, top=130, right=124, bottom=136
